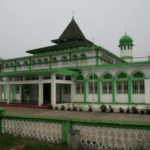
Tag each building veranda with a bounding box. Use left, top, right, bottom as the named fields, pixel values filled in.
left=0, top=17, right=150, bottom=107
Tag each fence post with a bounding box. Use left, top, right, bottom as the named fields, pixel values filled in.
left=62, top=120, right=72, bottom=143
left=0, top=107, right=5, bottom=133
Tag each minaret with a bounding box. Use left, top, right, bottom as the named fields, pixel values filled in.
left=118, top=31, right=134, bottom=62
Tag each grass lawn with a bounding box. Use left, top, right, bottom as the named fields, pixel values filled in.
left=0, top=133, right=81, bottom=150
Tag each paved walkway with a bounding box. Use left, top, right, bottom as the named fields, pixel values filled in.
left=2, top=106, right=150, bottom=122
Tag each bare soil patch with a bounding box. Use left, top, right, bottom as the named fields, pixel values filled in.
left=2, top=106, right=150, bottom=122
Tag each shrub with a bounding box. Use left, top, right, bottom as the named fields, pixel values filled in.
left=126, top=107, right=130, bottom=113
left=119, top=107, right=124, bottom=113
left=55, top=106, right=58, bottom=110
left=61, top=105, right=65, bottom=110
left=88, top=104, right=93, bottom=112
left=140, top=109, right=144, bottom=114
left=67, top=103, right=71, bottom=111
left=47, top=104, right=53, bottom=110
left=147, top=109, right=150, bottom=114
left=78, top=104, right=83, bottom=111
left=100, top=104, right=107, bottom=112
left=132, top=105, right=138, bottom=113
left=109, top=105, right=114, bottom=113
left=73, top=106, right=77, bottom=111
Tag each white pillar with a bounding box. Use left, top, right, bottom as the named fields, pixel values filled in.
left=0, top=85, right=2, bottom=102
left=38, top=75, right=43, bottom=106
left=70, top=76, right=74, bottom=102
left=0, top=77, right=2, bottom=102
left=23, top=76, right=26, bottom=81
left=62, top=75, right=65, bottom=80
left=7, top=77, right=11, bottom=104
left=145, top=79, right=150, bottom=104
left=51, top=73, right=56, bottom=106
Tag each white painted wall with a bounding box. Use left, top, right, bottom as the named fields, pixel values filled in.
left=62, top=85, right=71, bottom=102
left=145, top=79, right=150, bottom=104
left=72, top=83, right=84, bottom=102
left=56, top=84, right=60, bottom=102
left=86, top=82, right=98, bottom=103
left=101, top=94, right=112, bottom=103
left=115, top=94, right=128, bottom=103
left=132, top=94, right=145, bottom=103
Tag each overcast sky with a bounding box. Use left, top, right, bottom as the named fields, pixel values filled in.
left=0, top=0, right=150, bottom=60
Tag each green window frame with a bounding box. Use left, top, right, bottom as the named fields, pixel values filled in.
left=128, top=45, right=130, bottom=50
left=16, top=85, right=20, bottom=94
left=76, top=83, right=84, bottom=94
left=63, top=84, right=70, bottom=94
left=124, top=45, right=126, bottom=50
left=132, top=81, right=145, bottom=94
left=102, top=81, right=112, bottom=94
left=116, top=81, right=128, bottom=94
left=88, top=82, right=97, bottom=94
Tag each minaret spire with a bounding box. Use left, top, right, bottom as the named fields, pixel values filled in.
left=125, top=29, right=127, bottom=35
left=72, top=11, right=74, bottom=20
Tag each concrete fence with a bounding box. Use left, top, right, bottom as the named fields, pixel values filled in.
left=0, top=107, right=150, bottom=150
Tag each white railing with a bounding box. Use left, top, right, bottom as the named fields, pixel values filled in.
left=73, top=125, right=150, bottom=150
left=1, top=119, right=62, bottom=143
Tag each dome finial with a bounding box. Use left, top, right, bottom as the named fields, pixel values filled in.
left=125, top=29, right=127, bottom=35
left=72, top=11, right=74, bottom=20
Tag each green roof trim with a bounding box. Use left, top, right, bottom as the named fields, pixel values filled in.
left=0, top=68, right=80, bottom=77
left=62, top=60, right=150, bottom=70
left=0, top=46, right=125, bottom=63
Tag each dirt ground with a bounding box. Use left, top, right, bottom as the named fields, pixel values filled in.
left=2, top=106, right=150, bottom=122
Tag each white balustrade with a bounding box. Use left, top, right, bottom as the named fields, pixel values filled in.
left=73, top=125, right=150, bottom=150
left=1, top=119, right=62, bottom=143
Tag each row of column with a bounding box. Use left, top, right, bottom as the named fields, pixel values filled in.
left=0, top=74, right=74, bottom=106
left=0, top=74, right=57, bottom=106
left=38, top=74, right=56, bottom=106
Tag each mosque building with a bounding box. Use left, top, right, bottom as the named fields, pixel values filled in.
left=0, top=17, right=150, bottom=106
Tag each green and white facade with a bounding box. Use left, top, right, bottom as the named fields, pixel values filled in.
left=0, top=18, right=150, bottom=106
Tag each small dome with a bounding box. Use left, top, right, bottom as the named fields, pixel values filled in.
left=119, top=33, right=133, bottom=45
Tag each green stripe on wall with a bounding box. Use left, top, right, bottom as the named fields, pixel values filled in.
left=112, top=78, right=115, bottom=104
left=128, top=77, right=131, bottom=104
left=84, top=80, right=87, bottom=103
left=98, top=79, right=100, bottom=104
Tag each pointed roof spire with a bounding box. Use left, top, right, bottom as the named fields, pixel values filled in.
left=59, top=17, right=85, bottom=39
left=125, top=29, right=127, bottom=35
left=72, top=11, right=74, bottom=20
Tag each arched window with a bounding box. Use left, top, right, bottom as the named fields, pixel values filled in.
left=115, top=72, right=128, bottom=94
left=10, top=63, right=13, bottom=66
left=86, top=73, right=98, bottom=94
left=16, top=62, right=21, bottom=71
left=131, top=71, right=145, bottom=94
left=61, top=56, right=68, bottom=67
left=72, top=55, right=78, bottom=66
left=37, top=59, right=42, bottom=68
left=23, top=61, right=29, bottom=70
left=100, top=73, right=113, bottom=94
left=80, top=54, right=87, bottom=66
left=75, top=75, right=84, bottom=94
left=31, top=60, right=36, bottom=69
left=43, top=58, right=49, bottom=68
left=52, top=57, right=57, bottom=68
left=9, top=63, right=14, bottom=71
